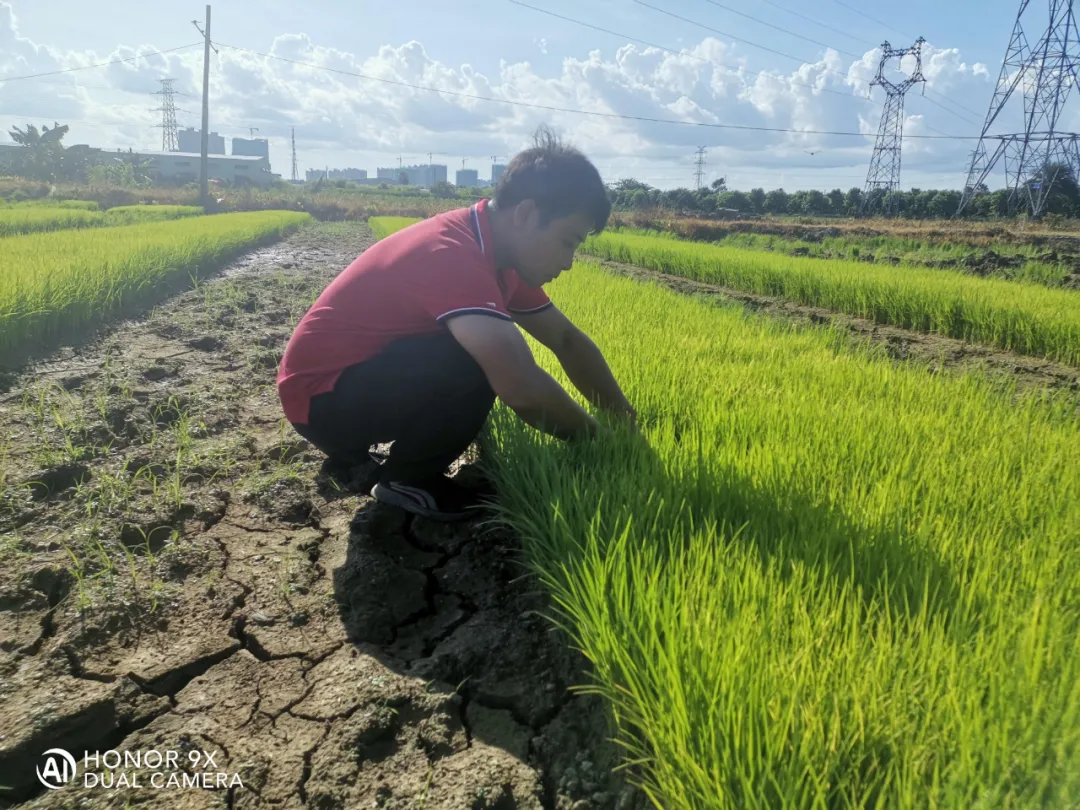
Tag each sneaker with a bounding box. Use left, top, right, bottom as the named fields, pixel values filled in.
left=370, top=475, right=484, bottom=522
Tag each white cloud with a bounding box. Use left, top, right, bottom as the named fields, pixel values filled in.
left=0, top=2, right=996, bottom=190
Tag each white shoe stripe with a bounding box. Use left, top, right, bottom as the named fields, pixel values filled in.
left=388, top=482, right=437, bottom=511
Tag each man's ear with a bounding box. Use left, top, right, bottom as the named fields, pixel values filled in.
left=512, top=199, right=538, bottom=229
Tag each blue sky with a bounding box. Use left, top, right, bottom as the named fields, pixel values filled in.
left=0, top=0, right=1056, bottom=191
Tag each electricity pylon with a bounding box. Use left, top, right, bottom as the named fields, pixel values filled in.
left=152, top=79, right=180, bottom=152
left=957, top=0, right=1080, bottom=218
left=860, top=38, right=926, bottom=216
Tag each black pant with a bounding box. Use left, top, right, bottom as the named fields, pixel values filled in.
left=291, top=330, right=495, bottom=485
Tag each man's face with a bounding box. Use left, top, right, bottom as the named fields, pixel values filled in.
left=511, top=202, right=594, bottom=288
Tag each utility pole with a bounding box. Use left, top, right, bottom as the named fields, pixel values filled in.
left=957, top=0, right=1080, bottom=218
left=860, top=38, right=926, bottom=216
left=152, top=79, right=180, bottom=152
left=693, top=147, right=707, bottom=190
left=290, top=127, right=298, bottom=182
left=462, top=158, right=467, bottom=169
left=192, top=6, right=216, bottom=204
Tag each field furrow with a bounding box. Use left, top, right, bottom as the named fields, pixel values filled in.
left=580, top=229, right=1080, bottom=366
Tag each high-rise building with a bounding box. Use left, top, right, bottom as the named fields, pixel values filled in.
left=491, top=163, right=507, bottom=185
left=178, top=127, right=224, bottom=155
left=456, top=168, right=478, bottom=187
left=305, top=168, right=368, bottom=182
left=375, top=164, right=448, bottom=187
left=232, top=137, right=269, bottom=159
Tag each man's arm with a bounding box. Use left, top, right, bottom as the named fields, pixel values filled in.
left=444, top=314, right=600, bottom=440
left=514, top=306, right=635, bottom=423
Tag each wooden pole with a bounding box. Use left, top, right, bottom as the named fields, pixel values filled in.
left=199, top=5, right=211, bottom=204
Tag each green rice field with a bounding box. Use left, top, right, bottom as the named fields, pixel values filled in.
left=580, top=229, right=1080, bottom=366
left=375, top=216, right=1080, bottom=809
left=0, top=210, right=310, bottom=354
left=0, top=204, right=205, bottom=237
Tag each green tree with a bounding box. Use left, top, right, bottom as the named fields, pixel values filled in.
left=717, top=190, right=752, bottom=212
left=804, top=189, right=829, bottom=215
left=7, top=122, right=72, bottom=181
left=843, top=187, right=863, bottom=215
left=749, top=187, right=766, bottom=214
left=763, top=188, right=789, bottom=215
left=431, top=180, right=456, bottom=198
left=827, top=188, right=845, bottom=215
left=710, top=177, right=727, bottom=192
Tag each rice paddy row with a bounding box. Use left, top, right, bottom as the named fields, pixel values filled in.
left=372, top=215, right=1080, bottom=810
left=0, top=211, right=311, bottom=355
left=580, top=229, right=1080, bottom=367
left=0, top=205, right=205, bottom=238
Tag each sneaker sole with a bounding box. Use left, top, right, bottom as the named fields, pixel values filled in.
left=370, top=482, right=473, bottom=522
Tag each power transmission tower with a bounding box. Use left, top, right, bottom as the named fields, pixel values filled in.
left=957, top=0, right=1080, bottom=218
left=860, top=38, right=926, bottom=216
left=152, top=79, right=180, bottom=152
left=290, top=127, right=299, bottom=182
left=693, top=147, right=707, bottom=190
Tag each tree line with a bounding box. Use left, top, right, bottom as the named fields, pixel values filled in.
left=606, top=169, right=1080, bottom=219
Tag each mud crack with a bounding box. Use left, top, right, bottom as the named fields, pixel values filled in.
left=62, top=644, right=118, bottom=683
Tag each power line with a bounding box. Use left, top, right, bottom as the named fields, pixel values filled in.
left=0, top=44, right=203, bottom=83
left=506, top=0, right=875, bottom=107
left=827, top=0, right=916, bottom=42
left=701, top=0, right=863, bottom=59
left=509, top=1, right=968, bottom=141
left=211, top=40, right=976, bottom=140
left=756, top=0, right=868, bottom=46
left=634, top=1, right=841, bottom=73
left=635, top=0, right=980, bottom=127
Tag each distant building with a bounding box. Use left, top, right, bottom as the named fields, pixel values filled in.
left=491, top=163, right=507, bottom=185
left=128, top=151, right=272, bottom=188
left=375, top=164, right=448, bottom=188
left=232, top=137, right=269, bottom=159
left=178, top=128, right=225, bottom=155
left=305, top=167, right=368, bottom=182
left=456, top=168, right=479, bottom=188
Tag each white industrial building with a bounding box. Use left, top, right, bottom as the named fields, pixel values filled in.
left=376, top=164, right=448, bottom=188
left=131, top=151, right=273, bottom=188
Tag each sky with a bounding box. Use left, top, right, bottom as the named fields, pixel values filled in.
left=0, top=0, right=1066, bottom=191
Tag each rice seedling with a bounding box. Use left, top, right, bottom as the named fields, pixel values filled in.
left=0, top=211, right=310, bottom=353
left=581, top=229, right=1080, bottom=366
left=370, top=216, right=1080, bottom=809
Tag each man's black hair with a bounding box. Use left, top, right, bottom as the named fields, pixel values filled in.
left=493, top=126, right=611, bottom=234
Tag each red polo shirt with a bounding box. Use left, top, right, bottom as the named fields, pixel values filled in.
left=277, top=199, right=553, bottom=425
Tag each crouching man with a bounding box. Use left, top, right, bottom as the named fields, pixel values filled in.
left=276, top=129, right=635, bottom=521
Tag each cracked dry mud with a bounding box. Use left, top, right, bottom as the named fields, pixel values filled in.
left=0, top=223, right=650, bottom=810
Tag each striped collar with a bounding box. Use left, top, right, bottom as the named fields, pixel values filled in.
left=469, top=198, right=492, bottom=258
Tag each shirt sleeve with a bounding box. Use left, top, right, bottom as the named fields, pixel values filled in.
left=409, top=257, right=514, bottom=324
left=506, top=280, right=553, bottom=316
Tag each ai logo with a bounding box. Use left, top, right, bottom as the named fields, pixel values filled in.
left=37, top=748, right=78, bottom=789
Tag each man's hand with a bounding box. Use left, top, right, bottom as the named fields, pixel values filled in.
left=444, top=313, right=598, bottom=441
left=609, top=401, right=638, bottom=432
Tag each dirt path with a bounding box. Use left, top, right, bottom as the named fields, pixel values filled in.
left=592, top=257, right=1080, bottom=396
left=0, top=223, right=648, bottom=810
